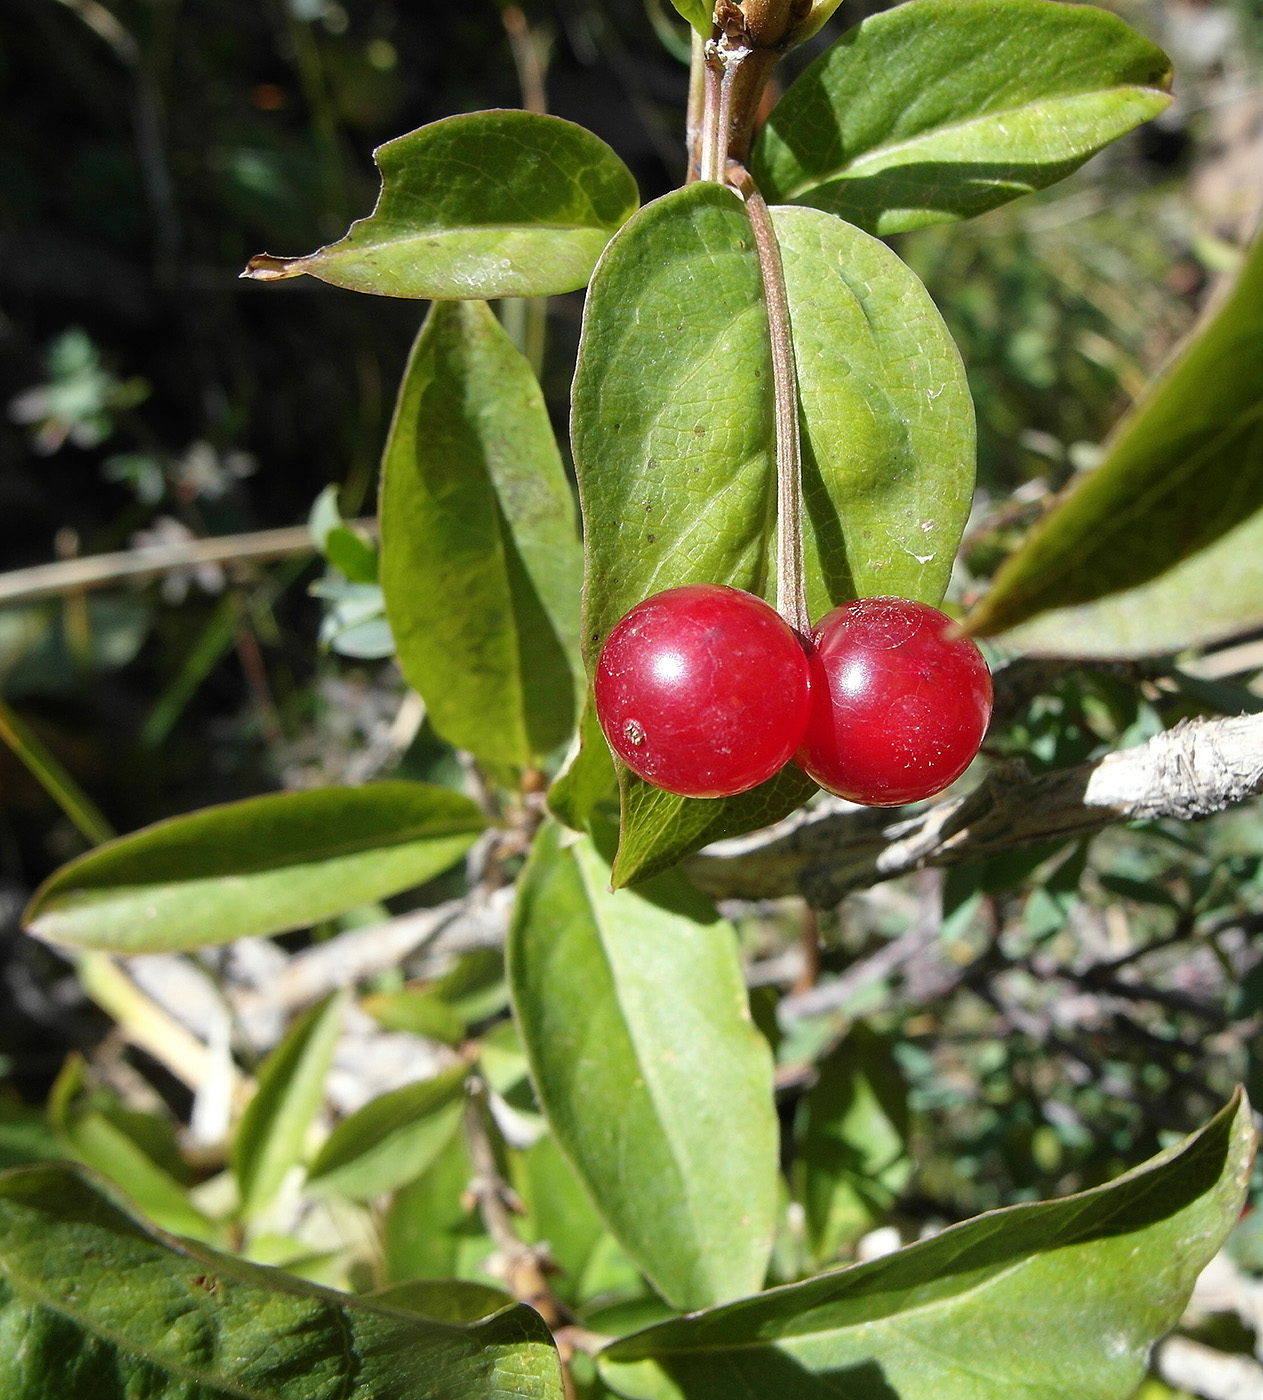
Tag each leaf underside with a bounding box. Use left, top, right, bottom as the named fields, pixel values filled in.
left=967, top=229, right=1263, bottom=650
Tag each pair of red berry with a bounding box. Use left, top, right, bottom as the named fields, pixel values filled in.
left=594, top=584, right=992, bottom=805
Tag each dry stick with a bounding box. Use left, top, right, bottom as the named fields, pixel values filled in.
left=688, top=712, right=1263, bottom=912
left=729, top=162, right=810, bottom=636
left=0, top=522, right=376, bottom=607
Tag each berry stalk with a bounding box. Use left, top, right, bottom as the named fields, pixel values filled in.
left=729, top=161, right=809, bottom=638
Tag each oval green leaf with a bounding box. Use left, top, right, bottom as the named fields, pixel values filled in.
left=600, top=1091, right=1255, bottom=1400
left=507, top=822, right=778, bottom=1311
left=306, top=1065, right=470, bottom=1201
left=573, top=186, right=970, bottom=876
left=233, top=991, right=347, bottom=1221
left=753, top=0, right=1172, bottom=236
left=244, top=111, right=639, bottom=299
left=382, top=300, right=583, bottom=768
left=23, top=781, right=483, bottom=954
left=0, top=1162, right=564, bottom=1399
left=967, top=230, right=1263, bottom=646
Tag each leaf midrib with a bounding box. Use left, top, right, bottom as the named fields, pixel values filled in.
left=774, top=84, right=1167, bottom=202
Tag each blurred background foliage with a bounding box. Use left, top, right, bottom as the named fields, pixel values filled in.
left=2, top=0, right=1263, bottom=1394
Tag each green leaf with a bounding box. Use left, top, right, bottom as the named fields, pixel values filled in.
left=795, top=1025, right=912, bottom=1262
left=987, top=508, right=1263, bottom=658
left=573, top=187, right=968, bottom=876
left=363, top=988, right=469, bottom=1046
left=363, top=950, right=507, bottom=1047
left=49, top=1057, right=214, bottom=1242
left=968, top=231, right=1263, bottom=647
left=23, top=781, right=483, bottom=954
left=773, top=205, right=973, bottom=616
left=369, top=1278, right=515, bottom=1323
left=381, top=300, right=583, bottom=768
left=233, top=991, right=346, bottom=1221
left=244, top=111, right=639, bottom=299
left=512, top=1132, right=607, bottom=1306
left=611, top=763, right=817, bottom=889
left=0, top=1162, right=564, bottom=1399
left=507, top=823, right=778, bottom=1311
left=665, top=0, right=710, bottom=37
left=309, top=484, right=378, bottom=583
left=0, top=1101, right=62, bottom=1171
left=753, top=0, right=1171, bottom=236
left=305, top=1065, right=470, bottom=1201
left=600, top=1091, right=1255, bottom=1400
left=548, top=699, right=619, bottom=832
left=383, top=1132, right=496, bottom=1285
left=573, top=183, right=772, bottom=672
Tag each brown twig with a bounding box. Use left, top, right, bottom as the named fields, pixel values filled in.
left=464, top=1083, right=568, bottom=1330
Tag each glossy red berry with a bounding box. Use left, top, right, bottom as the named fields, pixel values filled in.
left=797, top=596, right=992, bottom=807
left=595, top=584, right=812, bottom=799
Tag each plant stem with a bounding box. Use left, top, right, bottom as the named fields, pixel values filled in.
left=729, top=161, right=809, bottom=636
left=0, top=695, right=115, bottom=846
left=464, top=1083, right=564, bottom=1326
left=692, top=8, right=783, bottom=186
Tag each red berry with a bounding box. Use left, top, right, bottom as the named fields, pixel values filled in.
left=595, top=584, right=812, bottom=799
left=797, top=596, right=992, bottom=806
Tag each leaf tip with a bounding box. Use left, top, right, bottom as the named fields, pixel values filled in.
left=242, top=253, right=307, bottom=282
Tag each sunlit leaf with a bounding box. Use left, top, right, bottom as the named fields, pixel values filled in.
left=508, top=823, right=778, bottom=1311
left=0, top=1162, right=564, bottom=1399
left=600, top=1092, right=1254, bottom=1400
left=754, top=0, right=1171, bottom=235
left=232, top=991, right=347, bottom=1221
left=306, top=1066, right=470, bottom=1201
left=966, top=233, right=1263, bottom=653
left=24, top=782, right=482, bottom=953
left=244, top=111, right=639, bottom=299
left=381, top=300, right=582, bottom=768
